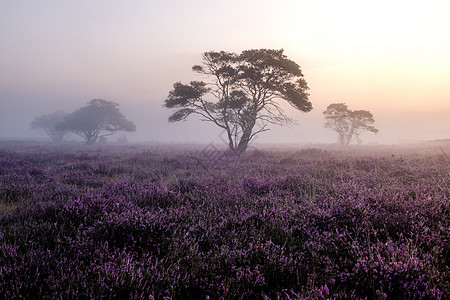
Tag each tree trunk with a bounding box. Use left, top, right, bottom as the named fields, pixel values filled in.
left=85, top=133, right=97, bottom=145
left=225, top=128, right=237, bottom=153
left=338, top=133, right=345, bottom=145
left=235, top=126, right=254, bottom=154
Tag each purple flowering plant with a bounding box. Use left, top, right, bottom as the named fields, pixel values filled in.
left=0, top=143, right=448, bottom=299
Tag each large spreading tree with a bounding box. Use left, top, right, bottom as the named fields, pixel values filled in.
left=323, top=103, right=378, bottom=145
left=164, top=49, right=312, bottom=154
left=31, top=110, right=71, bottom=142
left=61, top=99, right=136, bottom=144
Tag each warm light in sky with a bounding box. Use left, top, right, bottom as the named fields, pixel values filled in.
left=0, top=0, right=448, bottom=143
left=279, top=0, right=450, bottom=142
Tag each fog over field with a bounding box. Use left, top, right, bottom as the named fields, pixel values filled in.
left=1, top=0, right=449, bottom=145
left=1, top=2, right=450, bottom=297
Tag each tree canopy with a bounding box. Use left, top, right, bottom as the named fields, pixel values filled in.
left=323, top=103, right=378, bottom=145
left=61, top=99, right=136, bottom=144
left=164, top=49, right=312, bottom=154
left=31, top=110, right=70, bottom=142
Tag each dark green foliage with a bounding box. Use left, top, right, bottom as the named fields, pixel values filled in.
left=164, top=49, right=312, bottom=154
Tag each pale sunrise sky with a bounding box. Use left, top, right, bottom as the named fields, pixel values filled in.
left=1, top=0, right=449, bottom=144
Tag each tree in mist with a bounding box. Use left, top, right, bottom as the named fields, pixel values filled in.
left=61, top=99, right=136, bottom=144
left=164, top=49, right=312, bottom=154
left=31, top=110, right=71, bottom=142
left=323, top=103, right=378, bottom=145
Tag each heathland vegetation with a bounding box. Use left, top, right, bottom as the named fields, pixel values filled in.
left=0, top=142, right=448, bottom=298
left=6, top=49, right=448, bottom=298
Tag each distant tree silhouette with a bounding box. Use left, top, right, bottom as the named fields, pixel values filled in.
left=323, top=103, right=378, bottom=145
left=164, top=49, right=312, bottom=154
left=61, top=99, right=136, bottom=144
left=31, top=110, right=70, bottom=142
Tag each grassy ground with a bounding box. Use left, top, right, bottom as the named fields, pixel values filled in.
left=0, top=142, right=448, bottom=299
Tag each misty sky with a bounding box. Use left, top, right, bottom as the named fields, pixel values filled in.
left=1, top=0, right=449, bottom=145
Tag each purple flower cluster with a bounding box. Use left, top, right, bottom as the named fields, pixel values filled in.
left=0, top=145, right=449, bottom=298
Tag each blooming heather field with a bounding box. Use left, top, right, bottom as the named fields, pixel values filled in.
left=0, top=143, right=449, bottom=299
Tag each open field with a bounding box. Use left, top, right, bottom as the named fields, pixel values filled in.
left=0, top=142, right=449, bottom=299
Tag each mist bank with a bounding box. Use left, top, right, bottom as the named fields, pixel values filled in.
left=0, top=138, right=449, bottom=159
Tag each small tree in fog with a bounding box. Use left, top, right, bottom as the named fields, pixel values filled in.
left=31, top=111, right=70, bottom=142
left=61, top=99, right=136, bottom=144
left=323, top=103, right=378, bottom=145
left=164, top=49, right=312, bottom=154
